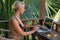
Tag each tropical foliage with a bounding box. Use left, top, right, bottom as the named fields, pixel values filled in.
left=0, top=0, right=40, bottom=20
left=0, top=0, right=60, bottom=20
left=45, top=0, right=60, bottom=18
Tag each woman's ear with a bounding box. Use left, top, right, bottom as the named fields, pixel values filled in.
left=17, top=8, right=21, bottom=12
left=19, top=7, right=22, bottom=11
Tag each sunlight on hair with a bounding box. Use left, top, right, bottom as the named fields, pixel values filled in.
left=12, top=1, right=25, bottom=10
left=12, top=4, right=16, bottom=9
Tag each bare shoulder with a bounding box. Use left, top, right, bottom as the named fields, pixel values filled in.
left=10, top=17, right=18, bottom=24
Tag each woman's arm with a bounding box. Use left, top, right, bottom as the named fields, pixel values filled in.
left=11, top=19, right=40, bottom=37
left=24, top=24, right=41, bottom=28
left=15, top=16, right=41, bottom=28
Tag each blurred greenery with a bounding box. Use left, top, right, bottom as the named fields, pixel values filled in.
left=0, top=0, right=60, bottom=20
left=0, top=0, right=40, bottom=20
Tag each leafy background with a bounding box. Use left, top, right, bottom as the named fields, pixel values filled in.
left=0, top=0, right=60, bottom=20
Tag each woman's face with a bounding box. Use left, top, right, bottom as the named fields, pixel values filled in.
left=19, top=5, right=25, bottom=14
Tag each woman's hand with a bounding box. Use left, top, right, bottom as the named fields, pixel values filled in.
left=24, top=25, right=30, bottom=28
left=32, top=26, right=40, bottom=32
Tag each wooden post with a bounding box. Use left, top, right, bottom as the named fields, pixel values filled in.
left=40, top=0, right=45, bottom=19
left=32, top=20, right=36, bottom=40
left=40, top=0, right=45, bottom=25
left=22, top=21, right=27, bottom=40
left=4, top=22, right=9, bottom=38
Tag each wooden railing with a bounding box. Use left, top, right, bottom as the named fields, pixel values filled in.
left=51, top=21, right=60, bottom=32
left=0, top=20, right=13, bottom=40
left=0, top=18, right=60, bottom=40
left=0, top=18, right=42, bottom=40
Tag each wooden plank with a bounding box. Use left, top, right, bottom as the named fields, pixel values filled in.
left=0, top=18, right=41, bottom=23
left=53, top=21, right=60, bottom=26
left=0, top=29, right=10, bottom=32
left=0, top=37, right=15, bottom=40
left=0, top=20, right=9, bottom=23
left=22, top=18, right=41, bottom=21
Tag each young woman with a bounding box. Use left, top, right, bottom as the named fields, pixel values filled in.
left=10, top=1, right=40, bottom=40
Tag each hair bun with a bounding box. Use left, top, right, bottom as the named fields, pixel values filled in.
left=12, top=4, right=15, bottom=9
left=12, top=1, right=25, bottom=11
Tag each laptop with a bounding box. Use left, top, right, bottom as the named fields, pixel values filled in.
left=37, top=17, right=53, bottom=33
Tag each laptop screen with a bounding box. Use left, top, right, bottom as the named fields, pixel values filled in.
left=43, top=17, right=53, bottom=29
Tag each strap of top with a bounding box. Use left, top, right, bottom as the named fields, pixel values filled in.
left=11, top=16, right=23, bottom=28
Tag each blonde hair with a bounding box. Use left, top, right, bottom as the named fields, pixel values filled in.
left=12, top=1, right=25, bottom=11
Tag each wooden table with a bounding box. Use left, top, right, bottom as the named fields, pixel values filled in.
left=35, top=27, right=60, bottom=40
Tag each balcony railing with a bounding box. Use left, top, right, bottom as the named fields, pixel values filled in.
left=0, top=18, right=60, bottom=40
